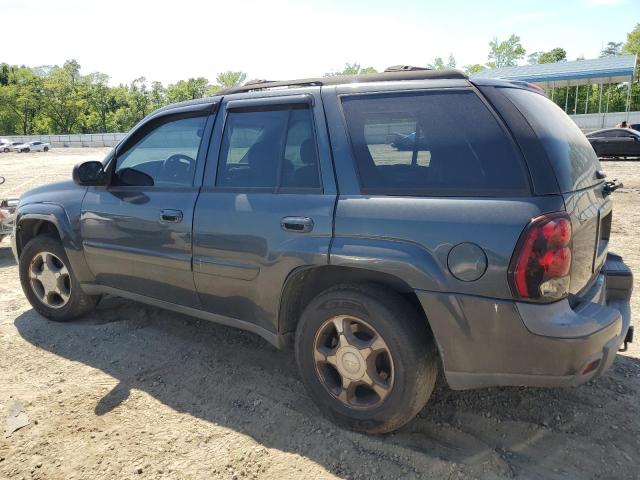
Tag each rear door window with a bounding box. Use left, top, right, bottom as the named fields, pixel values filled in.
left=500, top=88, right=601, bottom=193
left=341, top=90, right=529, bottom=196
left=216, top=104, right=321, bottom=191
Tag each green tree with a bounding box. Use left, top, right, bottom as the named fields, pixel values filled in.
left=85, top=72, right=112, bottom=132
left=215, top=71, right=247, bottom=88
left=0, top=67, right=43, bottom=134
left=149, top=81, right=166, bottom=111
left=527, top=51, right=543, bottom=64
left=0, top=63, right=13, bottom=86
left=538, top=48, right=567, bottom=64
left=428, top=54, right=456, bottom=70
left=128, top=77, right=151, bottom=124
left=166, top=77, right=210, bottom=103
left=42, top=60, right=87, bottom=134
left=600, top=41, right=623, bottom=57
left=324, top=63, right=377, bottom=77
left=464, top=64, right=486, bottom=75
left=622, top=23, right=640, bottom=55
left=487, top=35, right=526, bottom=68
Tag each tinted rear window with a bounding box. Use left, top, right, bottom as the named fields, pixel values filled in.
left=501, top=88, right=601, bottom=192
left=341, top=90, right=529, bottom=196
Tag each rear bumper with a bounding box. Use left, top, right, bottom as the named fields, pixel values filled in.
left=417, top=252, right=633, bottom=390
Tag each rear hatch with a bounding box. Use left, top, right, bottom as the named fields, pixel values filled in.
left=495, top=87, right=611, bottom=297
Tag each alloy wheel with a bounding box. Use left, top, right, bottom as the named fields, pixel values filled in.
left=313, top=315, right=394, bottom=409
left=28, top=251, right=71, bottom=308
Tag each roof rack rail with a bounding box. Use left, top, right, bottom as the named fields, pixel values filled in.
left=216, top=68, right=467, bottom=95
left=243, top=79, right=276, bottom=86
left=384, top=65, right=432, bottom=72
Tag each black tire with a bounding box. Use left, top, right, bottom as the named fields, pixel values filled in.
left=43, top=146, right=49, bottom=152
left=295, top=284, right=437, bottom=434
left=24, top=148, right=30, bottom=153
left=19, top=235, right=98, bottom=321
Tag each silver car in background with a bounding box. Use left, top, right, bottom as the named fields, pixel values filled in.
left=13, top=141, right=50, bottom=153
left=1, top=141, right=23, bottom=153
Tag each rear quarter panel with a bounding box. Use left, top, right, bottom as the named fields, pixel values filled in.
left=322, top=83, right=565, bottom=298
left=331, top=195, right=564, bottom=298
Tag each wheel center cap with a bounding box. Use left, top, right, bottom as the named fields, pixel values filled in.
left=40, top=270, right=58, bottom=292
left=336, top=346, right=366, bottom=380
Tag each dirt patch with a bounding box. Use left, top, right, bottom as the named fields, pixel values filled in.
left=0, top=150, right=639, bottom=479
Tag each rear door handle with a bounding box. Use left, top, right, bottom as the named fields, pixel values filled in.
left=281, top=216, right=314, bottom=233
left=160, top=209, right=183, bottom=223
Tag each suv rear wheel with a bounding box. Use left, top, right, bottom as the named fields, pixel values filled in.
left=295, top=284, right=437, bottom=433
left=19, top=235, right=99, bottom=321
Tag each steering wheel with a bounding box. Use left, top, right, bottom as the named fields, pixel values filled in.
left=161, top=154, right=195, bottom=183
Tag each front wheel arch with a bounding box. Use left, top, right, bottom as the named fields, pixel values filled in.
left=16, top=218, right=62, bottom=259
left=19, top=235, right=98, bottom=320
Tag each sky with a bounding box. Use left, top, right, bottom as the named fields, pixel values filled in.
left=0, top=0, right=637, bottom=86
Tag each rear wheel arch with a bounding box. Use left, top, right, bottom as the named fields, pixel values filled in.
left=278, top=265, right=433, bottom=338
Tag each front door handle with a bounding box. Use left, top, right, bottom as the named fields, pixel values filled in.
left=160, top=209, right=183, bottom=223
left=281, top=216, right=314, bottom=233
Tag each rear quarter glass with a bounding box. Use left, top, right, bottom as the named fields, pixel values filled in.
left=499, top=88, right=602, bottom=193
left=340, top=89, right=530, bottom=196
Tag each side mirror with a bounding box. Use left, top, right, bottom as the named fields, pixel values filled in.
left=73, top=161, right=107, bottom=186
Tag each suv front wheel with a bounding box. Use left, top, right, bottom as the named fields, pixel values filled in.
left=19, top=235, right=99, bottom=321
left=295, top=284, right=437, bottom=433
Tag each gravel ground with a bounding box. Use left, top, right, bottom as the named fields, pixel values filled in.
left=0, top=148, right=639, bottom=480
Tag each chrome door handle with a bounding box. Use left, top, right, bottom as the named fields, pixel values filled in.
left=281, top=216, right=314, bottom=233
left=160, top=209, right=183, bottom=223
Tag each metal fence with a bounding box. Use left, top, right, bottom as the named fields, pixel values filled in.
left=570, top=111, right=640, bottom=131
left=1, top=133, right=126, bottom=148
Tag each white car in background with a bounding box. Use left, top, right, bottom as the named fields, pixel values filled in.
left=13, top=141, right=50, bottom=153
left=1, top=141, right=23, bottom=153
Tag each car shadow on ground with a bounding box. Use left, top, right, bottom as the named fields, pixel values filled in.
left=13, top=299, right=640, bottom=478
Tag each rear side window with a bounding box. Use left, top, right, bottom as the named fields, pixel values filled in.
left=501, top=88, right=601, bottom=193
left=617, top=130, right=635, bottom=138
left=589, top=131, right=616, bottom=138
left=341, top=90, right=528, bottom=196
left=217, top=105, right=321, bottom=190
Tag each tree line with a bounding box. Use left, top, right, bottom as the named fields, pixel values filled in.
left=1, top=24, right=638, bottom=136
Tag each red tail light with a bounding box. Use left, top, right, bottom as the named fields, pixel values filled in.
left=509, top=212, right=572, bottom=302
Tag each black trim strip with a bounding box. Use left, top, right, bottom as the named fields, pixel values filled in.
left=80, top=283, right=283, bottom=348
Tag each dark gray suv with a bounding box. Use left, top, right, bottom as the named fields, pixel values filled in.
left=11, top=68, right=633, bottom=433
